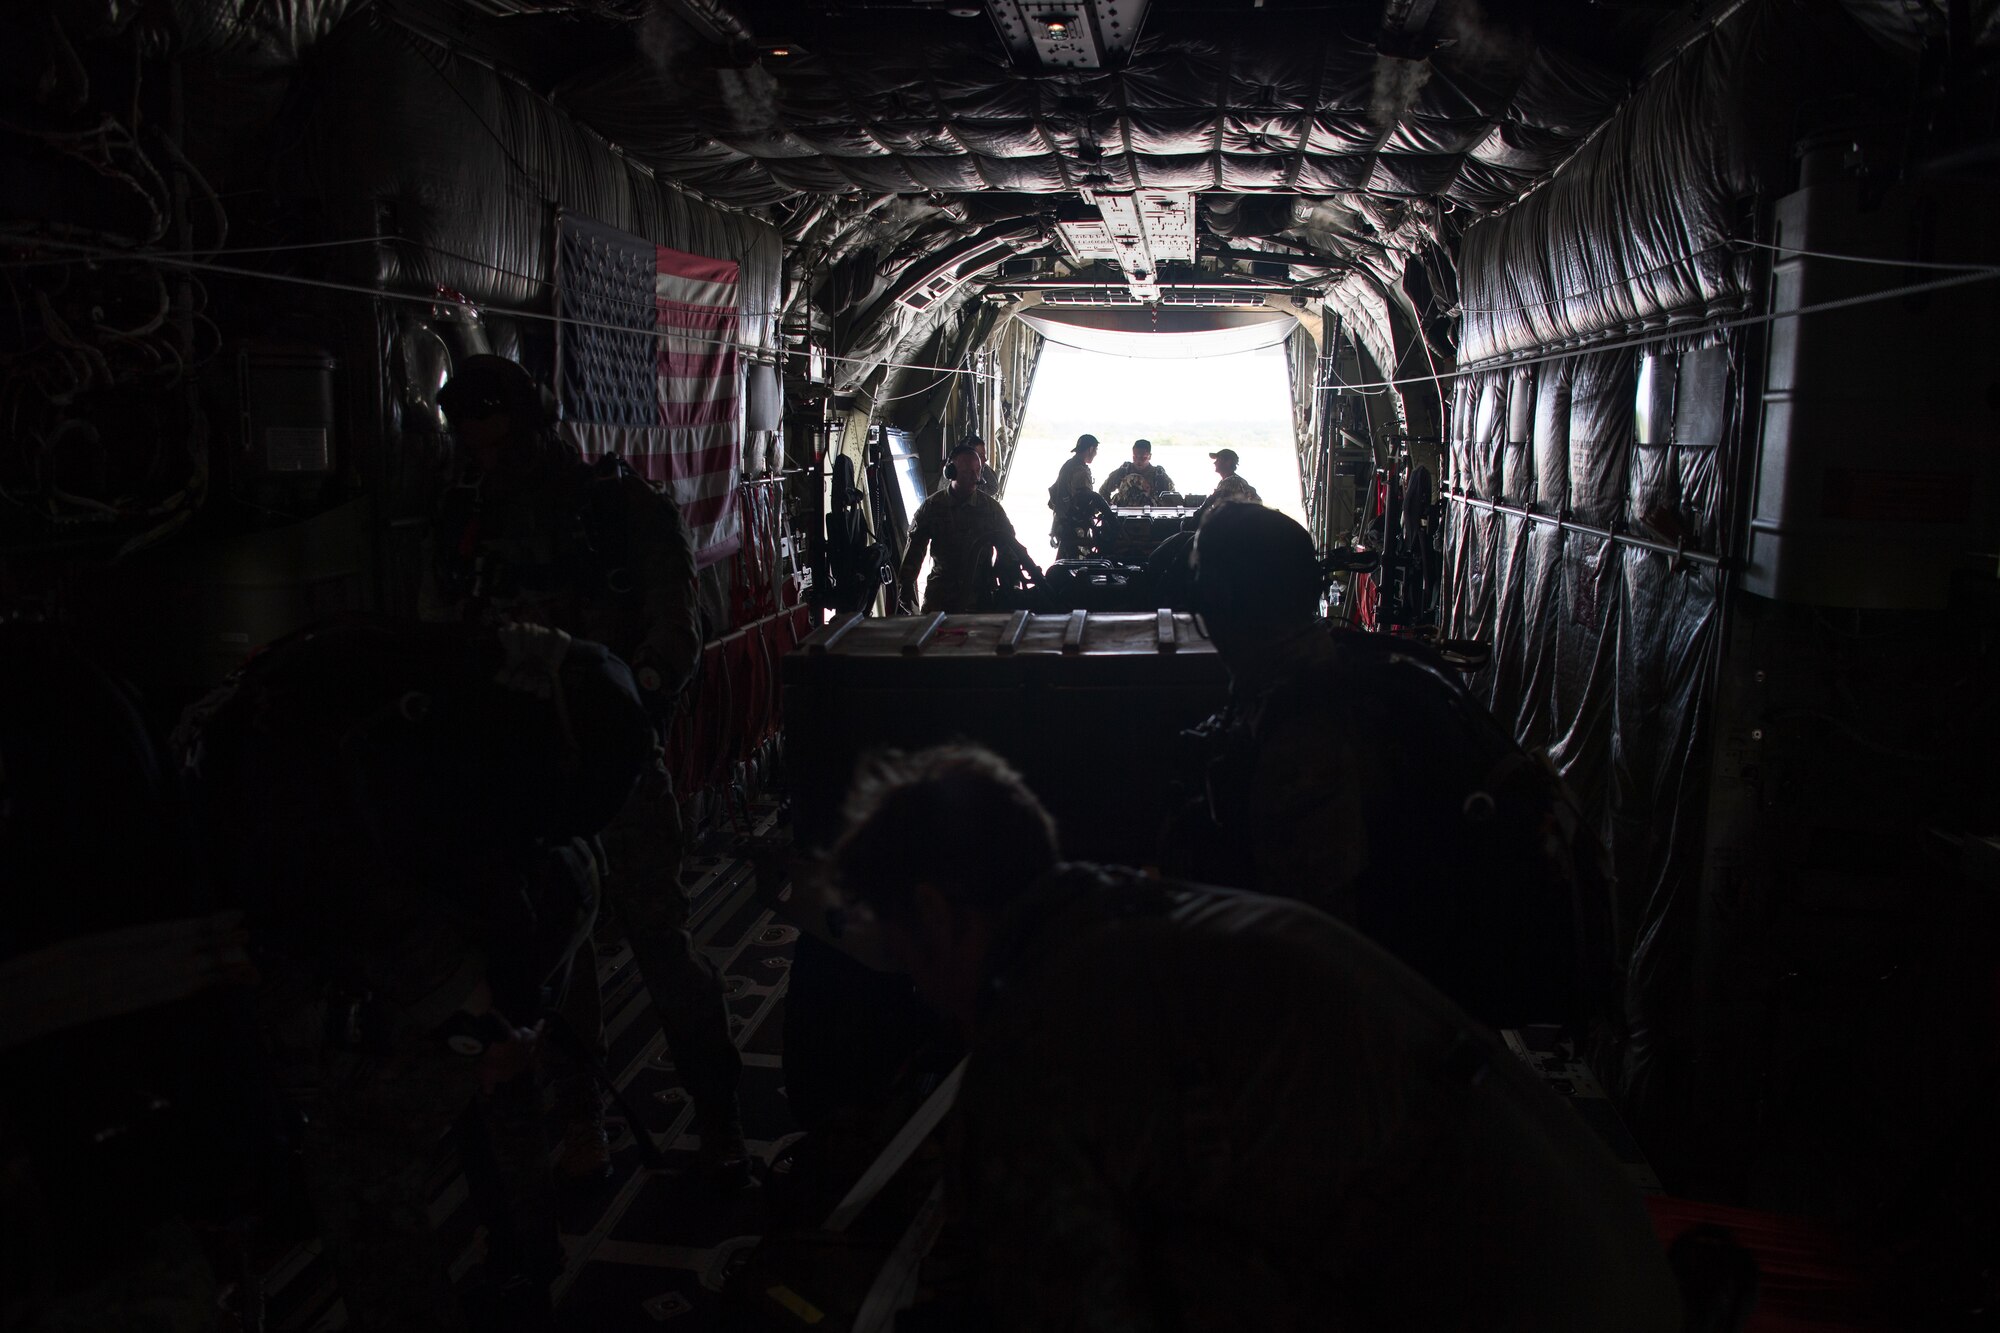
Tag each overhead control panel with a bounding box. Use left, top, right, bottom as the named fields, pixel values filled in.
left=1055, top=189, right=1196, bottom=303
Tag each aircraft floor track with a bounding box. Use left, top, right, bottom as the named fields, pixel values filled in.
left=265, top=799, right=800, bottom=1332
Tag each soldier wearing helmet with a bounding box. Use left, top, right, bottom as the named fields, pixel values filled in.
left=426, top=355, right=747, bottom=1182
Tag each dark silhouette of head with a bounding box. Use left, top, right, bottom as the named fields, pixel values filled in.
left=832, top=745, right=1059, bottom=1030
left=438, top=355, right=553, bottom=483
left=1193, top=502, right=1320, bottom=655
left=439, top=355, right=546, bottom=432
left=947, top=443, right=981, bottom=493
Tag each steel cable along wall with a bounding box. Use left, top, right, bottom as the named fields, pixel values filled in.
left=871, top=303, right=996, bottom=465
left=1439, top=0, right=1845, bottom=1124
left=1444, top=341, right=1734, bottom=1125
left=860, top=298, right=1045, bottom=499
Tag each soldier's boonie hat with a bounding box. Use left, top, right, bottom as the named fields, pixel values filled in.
left=439, top=355, right=545, bottom=424
left=1209, top=448, right=1240, bottom=465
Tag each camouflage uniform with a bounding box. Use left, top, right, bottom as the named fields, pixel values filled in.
left=185, top=622, right=649, bottom=1332
left=422, top=440, right=743, bottom=1156
left=273, top=971, right=555, bottom=1333
left=1184, top=625, right=1616, bottom=1033
left=580, top=755, right=744, bottom=1145
left=1097, top=461, right=1175, bottom=505
left=418, top=442, right=702, bottom=679
left=954, top=865, right=1678, bottom=1333
left=257, top=841, right=604, bottom=1332
left=1210, top=471, right=1261, bottom=506
left=898, top=487, right=1030, bottom=614
left=1048, top=454, right=1095, bottom=558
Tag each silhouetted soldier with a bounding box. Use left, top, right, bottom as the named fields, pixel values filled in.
left=181, top=618, right=654, bottom=1333
left=1185, top=502, right=1618, bottom=1038
left=831, top=745, right=1679, bottom=1333
left=425, top=355, right=747, bottom=1180
left=1208, top=446, right=1262, bottom=504
left=1098, top=437, right=1175, bottom=505
left=900, top=443, right=1039, bottom=613
left=1048, top=433, right=1099, bottom=558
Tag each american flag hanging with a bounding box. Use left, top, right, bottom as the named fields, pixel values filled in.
left=555, top=214, right=743, bottom=565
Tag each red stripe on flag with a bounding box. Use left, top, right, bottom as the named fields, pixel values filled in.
left=657, top=382, right=737, bottom=410
left=660, top=319, right=735, bottom=341
left=660, top=399, right=738, bottom=429
left=660, top=347, right=736, bottom=380
left=657, top=380, right=737, bottom=408
left=657, top=305, right=739, bottom=328
left=681, top=491, right=735, bottom=527
left=654, top=244, right=740, bottom=287
left=617, top=441, right=735, bottom=487
left=660, top=441, right=738, bottom=481
left=696, top=534, right=742, bottom=566
left=623, top=451, right=671, bottom=485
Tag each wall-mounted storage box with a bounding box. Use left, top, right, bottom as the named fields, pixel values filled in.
left=1747, top=177, right=2000, bottom=608
left=239, top=344, right=336, bottom=473
left=783, top=610, right=1227, bottom=864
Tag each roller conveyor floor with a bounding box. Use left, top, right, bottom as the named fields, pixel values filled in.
left=256, top=799, right=801, bottom=1333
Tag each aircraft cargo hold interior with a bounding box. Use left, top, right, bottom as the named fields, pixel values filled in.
left=3, top=1, right=1998, bottom=1330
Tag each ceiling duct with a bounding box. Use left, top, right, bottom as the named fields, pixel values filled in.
left=1040, top=288, right=1273, bottom=308
left=894, top=234, right=1026, bottom=312
left=1018, top=306, right=1297, bottom=358
left=1376, top=0, right=1443, bottom=59
left=666, top=0, right=755, bottom=46
left=987, top=0, right=1152, bottom=71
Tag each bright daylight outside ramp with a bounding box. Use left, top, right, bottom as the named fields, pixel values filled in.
left=999, top=340, right=1304, bottom=553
